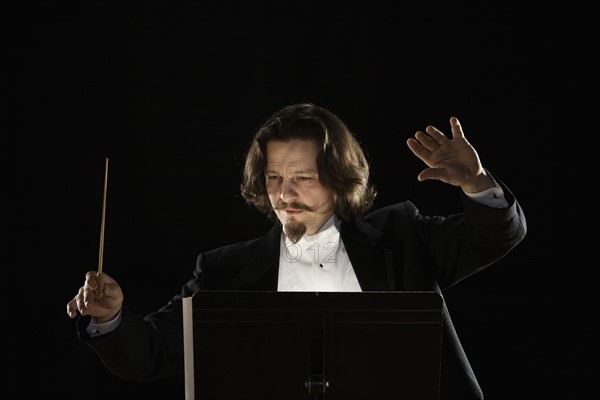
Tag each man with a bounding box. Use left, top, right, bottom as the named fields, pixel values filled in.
left=67, top=103, right=527, bottom=399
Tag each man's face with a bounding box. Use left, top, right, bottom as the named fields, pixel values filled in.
left=265, top=139, right=334, bottom=243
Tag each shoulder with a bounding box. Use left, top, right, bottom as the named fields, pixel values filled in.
left=199, top=236, right=266, bottom=262
left=197, top=223, right=281, bottom=264
left=343, top=200, right=424, bottom=237
left=363, top=200, right=421, bottom=223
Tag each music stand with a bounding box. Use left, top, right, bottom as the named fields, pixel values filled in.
left=183, top=291, right=443, bottom=400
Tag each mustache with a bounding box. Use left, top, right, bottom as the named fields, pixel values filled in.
left=274, top=201, right=314, bottom=212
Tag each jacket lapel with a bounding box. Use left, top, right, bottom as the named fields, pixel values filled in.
left=235, top=223, right=282, bottom=290
left=341, top=218, right=398, bottom=291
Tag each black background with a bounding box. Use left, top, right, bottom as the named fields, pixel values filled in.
left=8, top=1, right=584, bottom=399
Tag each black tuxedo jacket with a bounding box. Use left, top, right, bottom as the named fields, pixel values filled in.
left=79, top=179, right=526, bottom=400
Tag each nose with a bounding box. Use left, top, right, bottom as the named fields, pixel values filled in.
left=279, top=178, right=298, bottom=203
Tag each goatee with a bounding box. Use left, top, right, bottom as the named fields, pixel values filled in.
left=284, top=221, right=307, bottom=244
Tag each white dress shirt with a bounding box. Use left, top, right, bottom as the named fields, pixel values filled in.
left=277, top=215, right=362, bottom=292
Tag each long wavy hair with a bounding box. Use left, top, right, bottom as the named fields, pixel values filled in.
left=240, top=103, right=377, bottom=222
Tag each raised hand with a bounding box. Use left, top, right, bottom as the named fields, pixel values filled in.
left=406, top=117, right=494, bottom=193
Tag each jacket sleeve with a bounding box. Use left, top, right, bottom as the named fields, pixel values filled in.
left=420, top=172, right=527, bottom=288
left=76, top=303, right=185, bottom=382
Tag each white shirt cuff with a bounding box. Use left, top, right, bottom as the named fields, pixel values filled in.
left=86, top=309, right=123, bottom=337
left=464, top=185, right=509, bottom=208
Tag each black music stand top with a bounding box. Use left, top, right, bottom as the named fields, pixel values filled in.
left=183, top=291, right=443, bottom=400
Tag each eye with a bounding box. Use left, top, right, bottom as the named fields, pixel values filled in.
left=267, top=175, right=282, bottom=181
left=293, top=176, right=314, bottom=184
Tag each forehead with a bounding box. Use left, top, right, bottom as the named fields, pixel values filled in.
left=265, top=139, right=319, bottom=171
